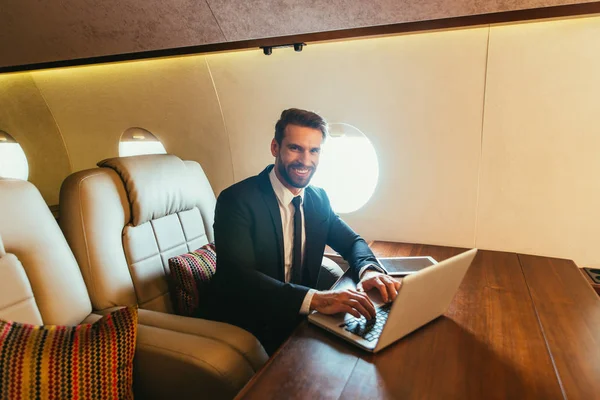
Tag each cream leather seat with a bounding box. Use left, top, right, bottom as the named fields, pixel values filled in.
left=0, top=177, right=265, bottom=399
left=58, top=155, right=267, bottom=398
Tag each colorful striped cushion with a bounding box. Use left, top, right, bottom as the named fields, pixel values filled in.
left=168, top=243, right=216, bottom=317
left=0, top=306, right=138, bottom=400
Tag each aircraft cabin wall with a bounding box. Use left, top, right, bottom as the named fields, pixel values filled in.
left=0, top=15, right=599, bottom=268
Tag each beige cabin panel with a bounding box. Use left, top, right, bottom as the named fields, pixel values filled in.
left=477, top=16, right=600, bottom=267
left=207, top=28, right=488, bottom=247
left=0, top=73, right=71, bottom=205
left=30, top=56, right=234, bottom=195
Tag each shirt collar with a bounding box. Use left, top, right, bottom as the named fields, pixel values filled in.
left=269, top=166, right=305, bottom=207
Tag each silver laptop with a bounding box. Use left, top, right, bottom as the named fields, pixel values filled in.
left=308, top=248, right=478, bottom=353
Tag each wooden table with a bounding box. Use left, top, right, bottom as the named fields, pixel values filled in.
left=237, top=242, right=600, bottom=400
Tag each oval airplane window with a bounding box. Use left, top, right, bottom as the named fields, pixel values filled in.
left=119, top=127, right=167, bottom=157
left=310, top=123, right=379, bottom=213
left=0, top=131, right=29, bottom=180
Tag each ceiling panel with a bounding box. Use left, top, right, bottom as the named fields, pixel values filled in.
left=0, top=0, right=597, bottom=69
left=0, top=0, right=224, bottom=68
left=207, top=0, right=591, bottom=41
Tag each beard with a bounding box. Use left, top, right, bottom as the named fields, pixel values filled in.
left=277, top=160, right=316, bottom=189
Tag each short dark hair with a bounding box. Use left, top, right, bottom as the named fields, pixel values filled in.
left=274, top=108, right=328, bottom=145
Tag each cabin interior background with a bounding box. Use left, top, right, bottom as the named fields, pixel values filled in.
left=1, top=13, right=599, bottom=268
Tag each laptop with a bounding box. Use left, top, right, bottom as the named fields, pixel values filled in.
left=308, top=248, right=478, bottom=353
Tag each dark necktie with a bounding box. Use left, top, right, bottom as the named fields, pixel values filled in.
left=291, top=196, right=303, bottom=284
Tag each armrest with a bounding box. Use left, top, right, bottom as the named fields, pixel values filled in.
left=91, top=308, right=267, bottom=372
left=136, top=308, right=268, bottom=371
left=316, top=256, right=346, bottom=290
left=83, top=310, right=269, bottom=399
left=82, top=310, right=267, bottom=399
left=133, top=323, right=255, bottom=399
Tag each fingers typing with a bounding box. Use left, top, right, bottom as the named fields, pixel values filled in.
left=372, top=277, right=389, bottom=303
left=348, top=299, right=371, bottom=320
left=382, top=277, right=399, bottom=302
left=314, top=287, right=391, bottom=319
left=340, top=305, right=361, bottom=319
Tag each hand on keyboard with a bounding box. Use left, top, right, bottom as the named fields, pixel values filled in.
left=357, top=271, right=402, bottom=303
left=341, top=303, right=392, bottom=342
left=310, top=289, right=377, bottom=320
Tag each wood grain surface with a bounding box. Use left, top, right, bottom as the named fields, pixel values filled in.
left=520, top=254, right=600, bottom=400
left=237, top=242, right=598, bottom=399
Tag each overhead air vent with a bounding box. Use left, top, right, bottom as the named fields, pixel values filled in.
left=261, top=43, right=306, bottom=56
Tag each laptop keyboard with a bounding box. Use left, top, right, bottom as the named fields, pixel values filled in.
left=341, top=303, right=392, bottom=342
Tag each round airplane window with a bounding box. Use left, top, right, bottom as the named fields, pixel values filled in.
left=310, top=123, right=379, bottom=213
left=119, top=127, right=167, bottom=157
left=0, top=131, right=29, bottom=180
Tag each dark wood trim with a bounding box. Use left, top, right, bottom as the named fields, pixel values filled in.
left=1, top=2, right=600, bottom=73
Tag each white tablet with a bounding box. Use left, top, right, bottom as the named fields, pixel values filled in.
left=377, top=256, right=437, bottom=276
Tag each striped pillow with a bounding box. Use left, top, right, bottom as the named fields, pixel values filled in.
left=0, top=306, right=137, bottom=400
left=168, top=243, right=217, bottom=317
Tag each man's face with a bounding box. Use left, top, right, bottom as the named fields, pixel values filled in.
left=271, top=124, right=323, bottom=192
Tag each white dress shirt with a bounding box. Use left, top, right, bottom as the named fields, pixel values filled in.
left=268, top=169, right=384, bottom=315
left=269, top=169, right=315, bottom=314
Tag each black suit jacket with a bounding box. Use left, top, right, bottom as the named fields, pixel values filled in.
left=206, top=165, right=378, bottom=331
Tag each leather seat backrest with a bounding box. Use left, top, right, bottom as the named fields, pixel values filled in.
left=60, top=155, right=216, bottom=314
left=0, top=179, right=92, bottom=325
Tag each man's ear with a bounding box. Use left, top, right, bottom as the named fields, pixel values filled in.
left=270, top=138, right=279, bottom=157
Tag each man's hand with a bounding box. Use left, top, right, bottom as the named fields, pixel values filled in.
left=357, top=270, right=402, bottom=303
left=310, top=289, right=376, bottom=320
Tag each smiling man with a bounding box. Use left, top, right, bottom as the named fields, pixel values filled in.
left=206, top=108, right=400, bottom=354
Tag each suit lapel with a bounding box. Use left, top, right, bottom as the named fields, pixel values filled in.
left=258, top=166, right=285, bottom=281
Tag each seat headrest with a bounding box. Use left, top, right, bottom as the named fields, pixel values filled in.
left=98, top=154, right=201, bottom=226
